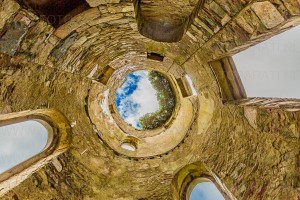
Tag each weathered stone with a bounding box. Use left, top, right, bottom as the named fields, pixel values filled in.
left=20, top=20, right=54, bottom=57
left=54, top=8, right=100, bottom=39
left=186, top=31, right=198, bottom=42
left=34, top=42, right=56, bottom=65
left=87, top=13, right=124, bottom=26
left=0, top=0, right=20, bottom=29
left=0, top=21, right=28, bottom=56
left=135, top=0, right=205, bottom=42
left=52, top=158, right=63, bottom=172
left=244, top=107, right=257, bottom=129
left=194, top=17, right=214, bottom=35
left=107, top=4, right=134, bottom=13
left=86, top=0, right=121, bottom=7
left=0, top=0, right=300, bottom=199
left=236, top=15, right=254, bottom=34
left=251, top=1, right=285, bottom=29
left=51, top=32, right=77, bottom=59
left=283, top=1, right=300, bottom=16
left=209, top=1, right=227, bottom=18
left=221, top=14, right=231, bottom=26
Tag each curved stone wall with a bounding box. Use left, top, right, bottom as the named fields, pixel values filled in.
left=0, top=0, right=300, bottom=199
left=87, top=63, right=199, bottom=158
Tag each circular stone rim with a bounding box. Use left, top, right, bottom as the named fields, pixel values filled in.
left=87, top=64, right=198, bottom=158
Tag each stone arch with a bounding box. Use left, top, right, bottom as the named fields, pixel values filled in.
left=172, top=161, right=235, bottom=200
left=0, top=109, right=71, bottom=197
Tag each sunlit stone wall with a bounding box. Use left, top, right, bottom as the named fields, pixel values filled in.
left=0, top=0, right=299, bottom=199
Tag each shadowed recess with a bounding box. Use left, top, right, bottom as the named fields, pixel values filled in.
left=134, top=0, right=205, bottom=42
left=16, top=0, right=88, bottom=27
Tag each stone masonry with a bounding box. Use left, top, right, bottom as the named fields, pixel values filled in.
left=0, top=0, right=300, bottom=199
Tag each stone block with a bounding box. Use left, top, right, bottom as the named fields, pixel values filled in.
left=54, top=8, right=100, bottom=39
left=283, top=1, right=300, bottom=16
left=107, top=4, right=134, bottom=13
left=244, top=107, right=257, bottom=129
left=209, top=1, right=227, bottom=18
left=88, top=13, right=124, bottom=26
left=0, top=21, right=28, bottom=56
left=236, top=16, right=254, bottom=34
left=52, top=158, right=63, bottom=172
left=0, top=0, right=20, bottom=30
left=86, top=0, right=121, bottom=7
left=51, top=32, right=77, bottom=59
left=251, top=1, right=285, bottom=29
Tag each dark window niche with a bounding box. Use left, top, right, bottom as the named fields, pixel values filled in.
left=147, top=52, right=164, bottom=62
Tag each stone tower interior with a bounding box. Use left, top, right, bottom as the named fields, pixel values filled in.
left=0, top=0, right=300, bottom=199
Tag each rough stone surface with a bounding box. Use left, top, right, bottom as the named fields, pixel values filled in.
left=251, top=1, right=285, bottom=29
left=54, top=8, right=101, bottom=39
left=0, top=21, right=28, bottom=56
left=0, top=0, right=299, bottom=199
left=0, top=0, right=20, bottom=29
left=244, top=107, right=257, bottom=129
left=134, top=0, right=204, bottom=42
left=86, top=0, right=121, bottom=7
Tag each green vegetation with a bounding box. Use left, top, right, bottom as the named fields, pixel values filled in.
left=139, top=71, right=176, bottom=130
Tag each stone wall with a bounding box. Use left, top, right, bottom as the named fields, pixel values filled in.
left=0, top=0, right=300, bottom=199
left=0, top=109, right=71, bottom=196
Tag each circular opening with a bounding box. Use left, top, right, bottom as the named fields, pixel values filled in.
left=121, top=142, right=136, bottom=152
left=189, top=181, right=225, bottom=200
left=115, top=70, right=176, bottom=130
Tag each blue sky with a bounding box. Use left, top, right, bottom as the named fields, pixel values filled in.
left=0, top=121, right=48, bottom=174
left=115, top=70, right=159, bottom=129
left=190, top=182, right=225, bottom=200
left=234, top=25, right=300, bottom=98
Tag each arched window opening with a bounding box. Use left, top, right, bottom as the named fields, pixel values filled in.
left=121, top=142, right=136, bottom=152
left=0, top=109, right=71, bottom=197
left=234, top=25, right=300, bottom=98
left=172, top=162, right=235, bottom=200
left=210, top=57, right=246, bottom=102
left=0, top=120, right=49, bottom=174
left=189, top=179, right=225, bottom=200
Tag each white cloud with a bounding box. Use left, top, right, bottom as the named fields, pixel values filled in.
left=117, top=70, right=159, bottom=128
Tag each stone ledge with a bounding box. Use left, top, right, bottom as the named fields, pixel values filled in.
left=86, top=0, right=121, bottom=7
